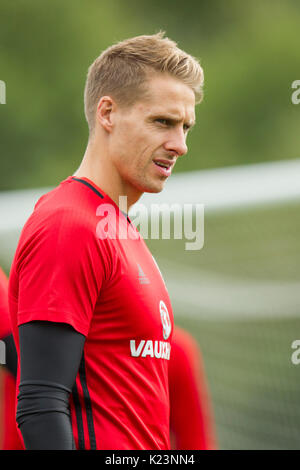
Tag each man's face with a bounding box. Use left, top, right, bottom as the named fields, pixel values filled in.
left=109, top=73, right=196, bottom=195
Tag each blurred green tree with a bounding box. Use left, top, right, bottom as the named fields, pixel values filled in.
left=0, top=0, right=299, bottom=189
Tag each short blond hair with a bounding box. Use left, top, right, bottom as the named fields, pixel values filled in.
left=84, top=32, right=204, bottom=135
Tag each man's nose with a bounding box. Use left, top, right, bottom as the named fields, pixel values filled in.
left=164, top=129, right=188, bottom=157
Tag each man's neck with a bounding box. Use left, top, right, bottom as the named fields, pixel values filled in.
left=74, top=144, right=143, bottom=211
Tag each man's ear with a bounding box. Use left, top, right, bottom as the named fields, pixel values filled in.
left=95, top=96, right=116, bottom=132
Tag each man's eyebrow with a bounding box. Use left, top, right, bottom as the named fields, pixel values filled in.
left=151, top=113, right=196, bottom=128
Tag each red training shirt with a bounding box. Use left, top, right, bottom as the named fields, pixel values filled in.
left=8, top=176, right=174, bottom=450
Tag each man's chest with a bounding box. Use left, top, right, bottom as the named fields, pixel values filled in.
left=92, top=237, right=173, bottom=344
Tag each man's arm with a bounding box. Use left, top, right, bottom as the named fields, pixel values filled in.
left=17, top=321, right=85, bottom=450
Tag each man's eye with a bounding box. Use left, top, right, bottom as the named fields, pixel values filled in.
left=156, top=119, right=169, bottom=125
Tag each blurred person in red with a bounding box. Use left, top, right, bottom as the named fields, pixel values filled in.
left=0, top=267, right=23, bottom=450
left=169, top=326, right=217, bottom=450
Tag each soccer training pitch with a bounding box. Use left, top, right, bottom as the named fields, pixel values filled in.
left=146, top=201, right=300, bottom=450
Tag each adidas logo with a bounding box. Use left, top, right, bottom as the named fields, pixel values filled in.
left=138, top=264, right=150, bottom=284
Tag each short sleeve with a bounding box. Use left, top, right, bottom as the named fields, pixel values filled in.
left=16, top=207, right=109, bottom=336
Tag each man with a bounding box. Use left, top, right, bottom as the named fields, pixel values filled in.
left=8, top=32, right=204, bottom=450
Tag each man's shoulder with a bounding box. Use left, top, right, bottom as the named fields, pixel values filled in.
left=22, top=177, right=102, bottom=240
left=36, top=176, right=98, bottom=212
